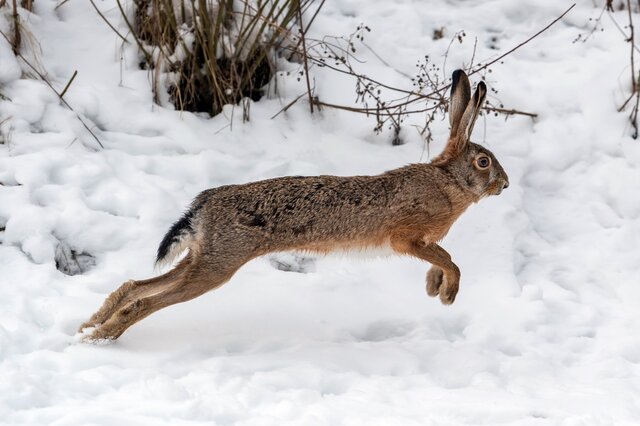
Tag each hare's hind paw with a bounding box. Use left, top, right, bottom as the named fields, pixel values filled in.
left=82, top=325, right=118, bottom=344
left=426, top=266, right=444, bottom=297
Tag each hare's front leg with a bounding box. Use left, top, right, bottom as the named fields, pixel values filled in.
left=420, top=244, right=460, bottom=304
left=391, top=238, right=460, bottom=305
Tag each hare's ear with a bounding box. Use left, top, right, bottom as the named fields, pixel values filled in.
left=449, top=69, right=471, bottom=137
left=453, top=80, right=487, bottom=152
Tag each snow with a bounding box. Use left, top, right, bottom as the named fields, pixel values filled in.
left=1, top=0, right=640, bottom=424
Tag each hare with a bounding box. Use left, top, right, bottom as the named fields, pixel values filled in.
left=80, top=69, right=509, bottom=342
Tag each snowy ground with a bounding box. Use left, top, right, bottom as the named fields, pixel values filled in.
left=1, top=0, right=640, bottom=424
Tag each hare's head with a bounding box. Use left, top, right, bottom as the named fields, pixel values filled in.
left=432, top=70, right=509, bottom=199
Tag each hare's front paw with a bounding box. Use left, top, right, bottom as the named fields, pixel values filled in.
left=426, top=266, right=444, bottom=297
left=439, top=279, right=458, bottom=305
left=439, top=271, right=460, bottom=305
left=427, top=266, right=459, bottom=305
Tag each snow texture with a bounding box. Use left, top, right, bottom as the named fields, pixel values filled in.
left=1, top=0, right=640, bottom=424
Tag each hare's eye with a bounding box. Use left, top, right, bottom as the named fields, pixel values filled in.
left=475, top=155, right=491, bottom=169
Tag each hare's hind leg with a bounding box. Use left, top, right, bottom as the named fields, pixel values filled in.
left=391, top=237, right=460, bottom=305
left=79, top=256, right=192, bottom=332
left=85, top=255, right=243, bottom=342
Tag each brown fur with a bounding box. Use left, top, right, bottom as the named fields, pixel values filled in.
left=80, top=70, right=509, bottom=342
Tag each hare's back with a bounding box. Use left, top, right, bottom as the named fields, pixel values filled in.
left=194, top=174, right=399, bottom=243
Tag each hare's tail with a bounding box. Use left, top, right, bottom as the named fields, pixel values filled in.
left=156, top=208, right=198, bottom=268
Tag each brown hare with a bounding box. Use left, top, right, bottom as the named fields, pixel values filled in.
left=80, top=69, right=509, bottom=342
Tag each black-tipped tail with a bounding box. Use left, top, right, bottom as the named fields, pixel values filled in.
left=156, top=209, right=195, bottom=266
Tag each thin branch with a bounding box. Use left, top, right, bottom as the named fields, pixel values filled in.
left=89, top=0, right=129, bottom=44
left=484, top=106, right=537, bottom=118
left=361, top=40, right=412, bottom=79
left=11, top=0, right=20, bottom=54
left=467, top=36, right=478, bottom=72
left=315, top=99, right=536, bottom=119
left=619, top=90, right=636, bottom=112
left=607, top=10, right=640, bottom=53
left=115, top=0, right=153, bottom=65
left=291, top=3, right=574, bottom=125
left=297, top=2, right=314, bottom=114
left=632, top=87, right=640, bottom=139
left=271, top=91, right=307, bottom=119
left=0, top=29, right=104, bottom=148
left=59, top=70, right=78, bottom=98
left=469, top=3, right=576, bottom=77
left=627, top=0, right=640, bottom=138
left=627, top=0, right=636, bottom=94
left=54, top=0, right=72, bottom=10
left=442, top=30, right=464, bottom=80
left=287, top=0, right=326, bottom=59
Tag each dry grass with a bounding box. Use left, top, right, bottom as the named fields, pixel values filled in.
left=124, top=0, right=319, bottom=116
left=0, top=0, right=34, bottom=54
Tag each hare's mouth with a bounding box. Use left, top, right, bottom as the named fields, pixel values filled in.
left=491, top=180, right=509, bottom=196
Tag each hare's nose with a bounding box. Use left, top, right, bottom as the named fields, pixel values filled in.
left=502, top=180, right=509, bottom=190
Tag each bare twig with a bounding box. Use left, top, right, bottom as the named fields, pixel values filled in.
left=361, top=40, right=412, bottom=79
left=467, top=37, right=478, bottom=72
left=469, top=3, right=576, bottom=77
left=11, top=0, right=20, bottom=54
left=626, top=0, right=640, bottom=138
left=442, top=30, right=465, bottom=80
left=607, top=10, right=640, bottom=53
left=575, top=2, right=608, bottom=44
left=484, top=106, right=538, bottom=118
left=59, top=70, right=78, bottom=98
left=0, top=29, right=104, bottom=148
left=297, top=3, right=314, bottom=114
left=89, top=0, right=129, bottom=44
left=314, top=99, right=536, bottom=119
left=115, top=0, right=153, bottom=65
left=271, top=91, right=307, bottom=119
left=287, top=0, right=326, bottom=59
left=628, top=0, right=636, bottom=94
left=288, top=3, right=572, bottom=135
left=54, top=0, right=72, bottom=10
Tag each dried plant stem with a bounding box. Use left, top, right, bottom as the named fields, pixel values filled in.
left=0, top=29, right=104, bottom=148
left=89, top=0, right=129, bottom=44
left=469, top=3, right=576, bottom=77
left=485, top=106, right=537, bottom=118
left=125, top=0, right=320, bottom=116
left=270, top=91, right=307, bottom=119
left=11, top=0, right=20, bottom=54
left=625, top=0, right=640, bottom=138
left=313, top=99, right=536, bottom=119
left=59, top=70, right=78, bottom=98
left=297, top=2, right=314, bottom=114
left=115, top=0, right=152, bottom=64
left=55, top=0, right=72, bottom=10
left=627, top=0, right=636, bottom=94
left=292, top=3, right=573, bottom=132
